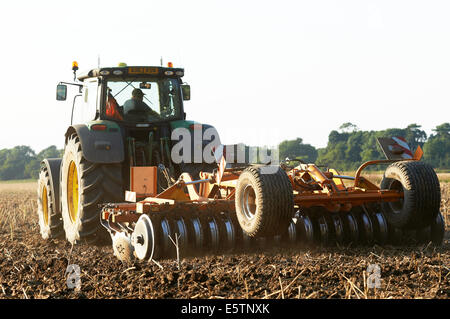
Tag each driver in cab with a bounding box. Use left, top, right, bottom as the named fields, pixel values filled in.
left=123, top=88, right=159, bottom=121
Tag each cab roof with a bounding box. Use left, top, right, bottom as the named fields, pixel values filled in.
left=77, top=66, right=185, bottom=81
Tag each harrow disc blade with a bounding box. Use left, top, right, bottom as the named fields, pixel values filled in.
left=356, top=209, right=374, bottom=245
left=416, top=212, right=445, bottom=246
left=281, top=219, right=298, bottom=244
left=174, top=217, right=189, bottom=252
left=340, top=212, right=359, bottom=245
left=287, top=219, right=297, bottom=243
left=430, top=212, right=445, bottom=245
left=363, top=204, right=388, bottom=245
left=131, top=214, right=155, bottom=261
left=372, top=211, right=389, bottom=245
left=296, top=214, right=314, bottom=246
left=207, top=217, right=220, bottom=252
left=316, top=215, right=330, bottom=246
left=189, top=217, right=204, bottom=251
left=160, top=218, right=172, bottom=257
left=239, top=228, right=258, bottom=250
left=221, top=214, right=237, bottom=252
left=330, top=214, right=345, bottom=245
left=387, top=225, right=403, bottom=246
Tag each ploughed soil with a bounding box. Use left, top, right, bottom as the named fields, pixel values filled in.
left=0, top=183, right=449, bottom=299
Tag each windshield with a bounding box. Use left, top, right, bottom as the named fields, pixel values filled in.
left=105, top=78, right=182, bottom=122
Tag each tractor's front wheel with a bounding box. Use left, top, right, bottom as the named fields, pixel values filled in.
left=60, top=134, right=123, bottom=244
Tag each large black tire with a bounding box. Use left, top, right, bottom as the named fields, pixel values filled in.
left=235, top=166, right=294, bottom=237
left=380, top=161, right=440, bottom=229
left=37, top=166, right=64, bottom=239
left=60, top=134, right=123, bottom=244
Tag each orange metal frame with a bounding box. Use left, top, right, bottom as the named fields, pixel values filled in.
left=103, top=146, right=424, bottom=222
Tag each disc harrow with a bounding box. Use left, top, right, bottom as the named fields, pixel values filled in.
left=100, top=140, right=444, bottom=262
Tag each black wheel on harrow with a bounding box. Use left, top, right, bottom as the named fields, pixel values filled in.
left=281, top=219, right=298, bottom=244
left=340, top=212, right=359, bottom=245
left=380, top=161, right=441, bottom=229
left=312, top=214, right=330, bottom=246
left=363, top=204, right=389, bottom=245
left=330, top=213, right=345, bottom=246
left=416, top=212, right=445, bottom=246
left=295, top=214, right=315, bottom=246
left=235, top=166, right=294, bottom=238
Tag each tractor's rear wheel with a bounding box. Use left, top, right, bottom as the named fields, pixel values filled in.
left=61, top=134, right=123, bottom=244
left=37, top=166, right=63, bottom=239
left=235, top=166, right=294, bottom=237
left=380, top=161, right=440, bottom=229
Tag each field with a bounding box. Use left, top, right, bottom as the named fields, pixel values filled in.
left=0, top=179, right=448, bottom=299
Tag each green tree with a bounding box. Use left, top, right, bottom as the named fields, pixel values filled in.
left=0, top=146, right=36, bottom=180
left=404, top=123, right=427, bottom=151
left=339, top=122, right=359, bottom=133
left=423, top=123, right=450, bottom=168
left=37, top=145, right=63, bottom=160
left=278, top=138, right=318, bottom=163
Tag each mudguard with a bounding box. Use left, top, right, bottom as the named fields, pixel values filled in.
left=64, top=122, right=124, bottom=163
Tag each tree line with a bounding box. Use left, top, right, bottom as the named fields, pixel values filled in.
left=278, top=122, right=449, bottom=171
left=0, top=122, right=448, bottom=181
left=0, top=146, right=63, bottom=180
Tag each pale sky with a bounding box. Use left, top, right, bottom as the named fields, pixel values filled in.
left=0, top=0, right=449, bottom=153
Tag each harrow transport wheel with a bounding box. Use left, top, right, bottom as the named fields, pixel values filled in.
left=37, top=165, right=63, bottom=239
left=235, top=166, right=294, bottom=237
left=61, top=134, right=123, bottom=244
left=380, top=161, right=441, bottom=229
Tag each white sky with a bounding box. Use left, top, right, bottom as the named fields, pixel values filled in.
left=0, top=0, right=449, bottom=153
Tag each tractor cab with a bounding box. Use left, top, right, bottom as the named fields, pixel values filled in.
left=58, top=63, right=190, bottom=126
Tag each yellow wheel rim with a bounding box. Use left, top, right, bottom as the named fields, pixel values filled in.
left=67, top=161, right=79, bottom=223
left=42, top=186, right=49, bottom=226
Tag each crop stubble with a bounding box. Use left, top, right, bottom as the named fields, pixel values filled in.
left=0, top=183, right=448, bottom=299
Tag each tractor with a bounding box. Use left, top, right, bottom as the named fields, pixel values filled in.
left=37, top=62, right=445, bottom=263
left=38, top=62, right=219, bottom=244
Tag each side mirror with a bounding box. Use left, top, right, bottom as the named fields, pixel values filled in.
left=181, top=84, right=190, bottom=101
left=56, top=84, right=67, bottom=101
